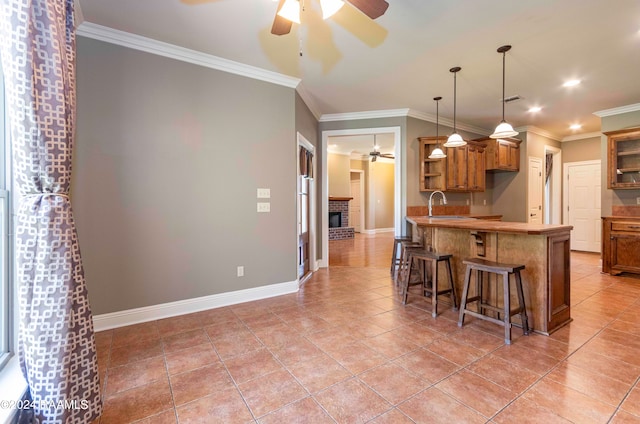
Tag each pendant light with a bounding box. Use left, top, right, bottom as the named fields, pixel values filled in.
left=490, top=45, right=519, bottom=139
left=444, top=67, right=466, bottom=148
left=278, top=0, right=301, bottom=24
left=429, top=96, right=446, bottom=159
left=320, top=0, right=344, bottom=19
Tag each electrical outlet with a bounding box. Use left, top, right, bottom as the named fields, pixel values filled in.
left=237, top=266, right=244, bottom=277
left=257, top=202, right=270, bottom=212
left=257, top=188, right=270, bottom=198
left=483, top=199, right=487, bottom=206
left=466, top=199, right=470, bottom=205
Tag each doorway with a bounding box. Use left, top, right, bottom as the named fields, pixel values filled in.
left=563, top=160, right=602, bottom=252
left=297, top=133, right=316, bottom=283
left=350, top=170, right=364, bottom=233
left=528, top=157, right=543, bottom=224
left=320, top=127, right=402, bottom=268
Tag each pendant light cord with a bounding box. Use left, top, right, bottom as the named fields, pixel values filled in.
left=453, top=71, right=457, bottom=132
left=501, top=50, right=506, bottom=121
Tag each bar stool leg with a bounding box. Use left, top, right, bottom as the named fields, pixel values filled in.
left=402, top=252, right=415, bottom=305
left=430, top=259, right=438, bottom=318
left=390, top=239, right=399, bottom=274
left=515, top=270, right=530, bottom=335
left=458, top=265, right=472, bottom=327
left=445, top=258, right=458, bottom=310
left=502, top=271, right=512, bottom=344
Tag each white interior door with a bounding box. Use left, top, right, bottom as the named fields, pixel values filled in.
left=528, top=157, right=543, bottom=224
left=567, top=161, right=601, bottom=252
left=350, top=173, right=362, bottom=232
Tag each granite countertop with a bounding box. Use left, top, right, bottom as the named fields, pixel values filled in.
left=406, top=216, right=573, bottom=236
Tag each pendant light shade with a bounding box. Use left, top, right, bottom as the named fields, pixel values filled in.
left=444, top=67, right=466, bottom=148
left=490, top=45, right=519, bottom=139
left=429, top=96, right=447, bottom=159
left=278, top=0, right=301, bottom=24
left=320, top=0, right=345, bottom=19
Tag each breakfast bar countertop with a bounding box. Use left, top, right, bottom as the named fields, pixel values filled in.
left=406, top=215, right=573, bottom=236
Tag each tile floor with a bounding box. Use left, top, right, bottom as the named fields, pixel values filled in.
left=94, top=233, right=640, bottom=423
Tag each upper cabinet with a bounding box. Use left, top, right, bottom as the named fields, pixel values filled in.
left=418, top=137, right=486, bottom=192
left=419, top=136, right=446, bottom=191
left=477, top=137, right=521, bottom=172
left=605, top=127, right=640, bottom=189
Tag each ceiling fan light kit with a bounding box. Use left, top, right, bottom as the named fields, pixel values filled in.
left=320, top=0, right=345, bottom=19
left=272, top=0, right=389, bottom=35
left=277, top=0, right=301, bottom=24
left=444, top=66, right=467, bottom=148
left=490, top=45, right=519, bottom=139
left=429, top=96, right=447, bottom=159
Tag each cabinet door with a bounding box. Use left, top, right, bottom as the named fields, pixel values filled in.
left=610, top=234, right=640, bottom=274
left=606, top=128, right=640, bottom=189
left=467, top=145, right=485, bottom=191
left=446, top=146, right=467, bottom=191
left=497, top=142, right=511, bottom=169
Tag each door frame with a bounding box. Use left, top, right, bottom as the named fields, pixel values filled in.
left=544, top=145, right=562, bottom=224
left=297, top=132, right=316, bottom=284
left=320, top=126, right=403, bottom=268
left=349, top=169, right=365, bottom=233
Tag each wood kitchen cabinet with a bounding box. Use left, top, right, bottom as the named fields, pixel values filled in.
left=604, top=127, right=640, bottom=189
left=418, top=136, right=446, bottom=191
left=445, top=140, right=486, bottom=192
left=418, top=137, right=486, bottom=192
left=477, top=137, right=521, bottom=172
left=602, top=216, right=640, bottom=275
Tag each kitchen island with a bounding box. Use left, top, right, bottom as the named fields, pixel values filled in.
left=406, top=216, right=573, bottom=335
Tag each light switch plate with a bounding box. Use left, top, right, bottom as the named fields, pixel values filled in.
left=257, top=202, right=270, bottom=212
left=257, top=188, right=271, bottom=198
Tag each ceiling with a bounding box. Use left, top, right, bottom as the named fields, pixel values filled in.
left=77, top=0, right=640, bottom=141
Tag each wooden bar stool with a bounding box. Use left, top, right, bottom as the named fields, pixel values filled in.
left=458, top=257, right=529, bottom=344
left=401, top=248, right=457, bottom=317
left=395, top=241, right=423, bottom=285
left=390, top=236, right=412, bottom=275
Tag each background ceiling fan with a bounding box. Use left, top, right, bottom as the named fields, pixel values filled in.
left=271, top=0, right=389, bottom=35
left=369, top=135, right=394, bottom=162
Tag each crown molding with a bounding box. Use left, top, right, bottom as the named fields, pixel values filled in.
left=76, top=22, right=301, bottom=89
left=319, top=109, right=410, bottom=122
left=594, top=103, right=640, bottom=117
left=515, top=125, right=562, bottom=141
left=561, top=131, right=602, bottom=142
left=407, top=109, right=491, bottom=136
left=319, top=108, right=491, bottom=136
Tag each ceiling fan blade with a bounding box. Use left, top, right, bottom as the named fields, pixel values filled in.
left=271, top=0, right=293, bottom=35
left=371, top=155, right=377, bottom=162
left=381, top=154, right=395, bottom=159
left=346, top=0, right=389, bottom=19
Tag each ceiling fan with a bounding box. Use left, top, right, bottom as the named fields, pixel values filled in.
left=369, top=135, right=394, bottom=162
left=271, top=0, right=389, bottom=36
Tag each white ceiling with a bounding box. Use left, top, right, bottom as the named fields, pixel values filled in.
left=77, top=0, right=640, bottom=141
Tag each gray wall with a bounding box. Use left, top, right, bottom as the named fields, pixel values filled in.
left=601, top=110, right=640, bottom=215
left=74, top=38, right=298, bottom=315
left=562, top=136, right=601, bottom=164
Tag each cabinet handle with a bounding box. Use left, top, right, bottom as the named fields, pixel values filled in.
left=628, top=226, right=640, bottom=229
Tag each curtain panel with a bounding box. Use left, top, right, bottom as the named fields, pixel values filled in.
left=0, top=1, right=101, bottom=423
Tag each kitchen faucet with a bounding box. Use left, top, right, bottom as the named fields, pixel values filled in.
left=428, top=190, right=447, bottom=217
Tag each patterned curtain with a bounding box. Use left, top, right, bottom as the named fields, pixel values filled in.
left=0, top=1, right=102, bottom=423
left=299, top=146, right=313, bottom=178
left=545, top=153, right=553, bottom=183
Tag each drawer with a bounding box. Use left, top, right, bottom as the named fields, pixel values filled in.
left=611, top=221, right=640, bottom=233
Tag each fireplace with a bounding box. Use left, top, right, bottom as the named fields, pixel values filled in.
left=329, top=212, right=342, bottom=228
left=328, top=197, right=355, bottom=240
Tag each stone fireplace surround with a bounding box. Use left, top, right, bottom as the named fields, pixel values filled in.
left=329, top=197, right=355, bottom=240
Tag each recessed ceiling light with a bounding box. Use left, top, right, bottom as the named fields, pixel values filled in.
left=528, top=106, right=542, bottom=113
left=563, top=79, right=581, bottom=87
left=570, top=124, right=582, bottom=130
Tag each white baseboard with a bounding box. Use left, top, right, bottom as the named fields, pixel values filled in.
left=362, top=227, right=395, bottom=235
left=93, top=280, right=298, bottom=331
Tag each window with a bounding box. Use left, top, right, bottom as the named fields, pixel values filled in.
left=0, top=60, right=15, bottom=371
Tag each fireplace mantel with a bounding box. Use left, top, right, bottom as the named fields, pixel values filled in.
left=329, top=197, right=353, bottom=201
